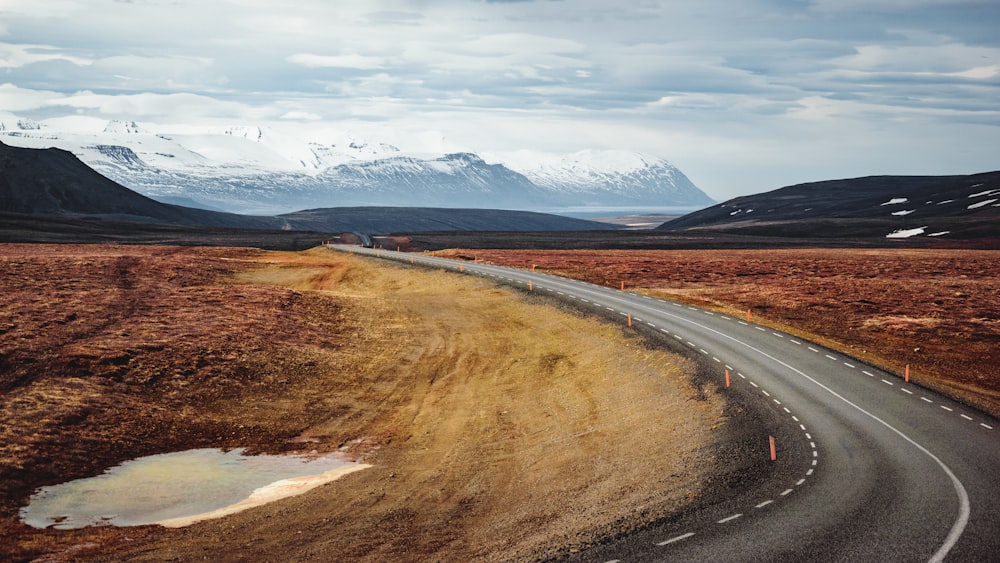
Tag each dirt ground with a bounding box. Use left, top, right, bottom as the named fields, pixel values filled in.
left=434, top=248, right=1000, bottom=417
left=0, top=245, right=734, bottom=562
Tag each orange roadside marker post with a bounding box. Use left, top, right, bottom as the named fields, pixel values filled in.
left=725, top=369, right=731, bottom=388
left=769, top=436, right=777, bottom=461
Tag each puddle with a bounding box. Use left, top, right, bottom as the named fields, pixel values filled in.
left=20, top=448, right=370, bottom=529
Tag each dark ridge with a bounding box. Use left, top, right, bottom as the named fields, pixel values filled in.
left=658, top=172, right=1000, bottom=240
left=278, top=207, right=619, bottom=233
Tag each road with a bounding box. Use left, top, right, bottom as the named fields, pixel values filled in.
left=330, top=245, right=1000, bottom=562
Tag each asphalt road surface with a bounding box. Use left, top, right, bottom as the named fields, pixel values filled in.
left=331, top=245, right=1000, bottom=562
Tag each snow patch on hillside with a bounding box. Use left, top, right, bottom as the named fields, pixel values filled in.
left=969, top=189, right=1000, bottom=198
left=886, top=226, right=928, bottom=238
left=968, top=199, right=997, bottom=209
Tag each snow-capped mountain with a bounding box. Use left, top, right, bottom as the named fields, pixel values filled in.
left=0, top=115, right=714, bottom=215
left=103, top=120, right=147, bottom=134
left=498, top=149, right=713, bottom=207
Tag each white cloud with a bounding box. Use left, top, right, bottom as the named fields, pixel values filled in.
left=0, top=83, right=65, bottom=111
left=55, top=90, right=272, bottom=123
left=834, top=42, right=1000, bottom=74
left=279, top=110, right=322, bottom=121
left=0, top=43, right=92, bottom=68
left=287, top=53, right=388, bottom=70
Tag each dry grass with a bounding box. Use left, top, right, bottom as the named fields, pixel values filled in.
left=1, top=245, right=725, bottom=562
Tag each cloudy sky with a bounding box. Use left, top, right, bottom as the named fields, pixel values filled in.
left=1, top=0, right=998, bottom=199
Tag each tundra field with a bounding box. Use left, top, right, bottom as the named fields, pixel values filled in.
left=432, top=248, right=1000, bottom=416
left=2, top=244, right=746, bottom=562
left=1, top=243, right=996, bottom=561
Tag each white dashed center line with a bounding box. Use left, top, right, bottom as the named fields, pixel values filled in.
left=657, top=533, right=695, bottom=546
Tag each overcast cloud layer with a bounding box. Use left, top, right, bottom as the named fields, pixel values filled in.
left=1, top=0, right=998, bottom=199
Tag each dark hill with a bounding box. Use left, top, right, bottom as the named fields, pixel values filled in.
left=279, top=207, right=617, bottom=233
left=0, top=141, right=279, bottom=228
left=659, top=172, right=1000, bottom=240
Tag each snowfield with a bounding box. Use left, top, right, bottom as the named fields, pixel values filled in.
left=0, top=114, right=714, bottom=214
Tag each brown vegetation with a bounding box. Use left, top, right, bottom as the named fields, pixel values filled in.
left=435, top=248, right=1000, bottom=417
left=0, top=244, right=728, bottom=561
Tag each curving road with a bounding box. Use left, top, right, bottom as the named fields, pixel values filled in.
left=330, top=245, right=1000, bottom=562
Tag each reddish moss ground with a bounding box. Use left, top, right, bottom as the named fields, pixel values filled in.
left=0, top=245, right=353, bottom=560
left=435, top=248, right=1000, bottom=416
left=1, top=244, right=730, bottom=562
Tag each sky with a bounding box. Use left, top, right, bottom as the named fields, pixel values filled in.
left=0, top=0, right=998, bottom=200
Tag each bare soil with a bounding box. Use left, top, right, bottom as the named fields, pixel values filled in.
left=434, top=248, right=1000, bottom=417
left=0, top=244, right=733, bottom=562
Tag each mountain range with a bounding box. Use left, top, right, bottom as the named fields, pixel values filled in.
left=0, top=116, right=714, bottom=215
left=0, top=141, right=615, bottom=235
left=659, top=172, right=1000, bottom=240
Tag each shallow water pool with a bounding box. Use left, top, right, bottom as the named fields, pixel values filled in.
left=20, top=448, right=356, bottom=529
